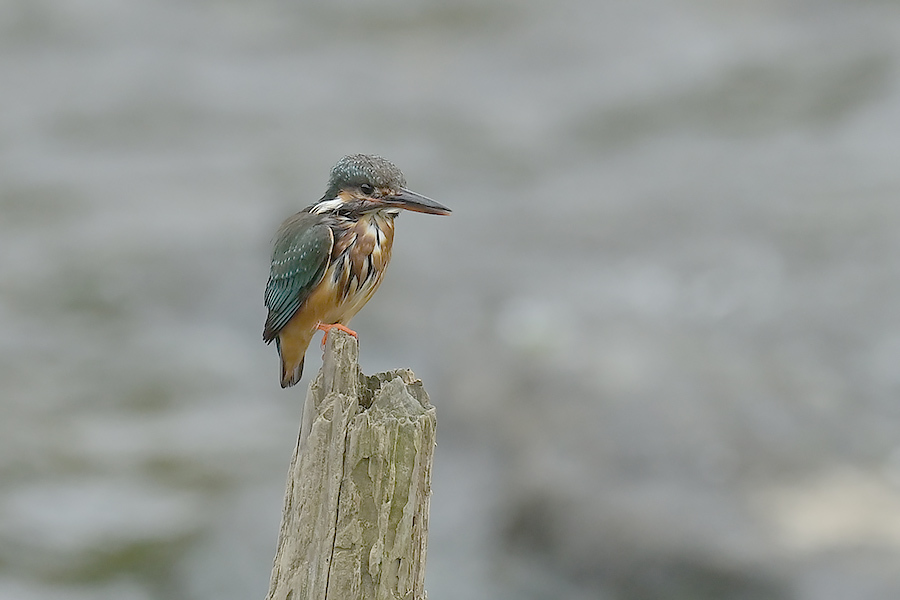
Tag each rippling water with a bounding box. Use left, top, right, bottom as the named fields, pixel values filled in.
left=4, top=1, right=900, bottom=599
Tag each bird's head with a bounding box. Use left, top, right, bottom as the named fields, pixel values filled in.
left=310, top=154, right=451, bottom=217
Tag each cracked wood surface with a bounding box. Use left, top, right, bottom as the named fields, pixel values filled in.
left=266, top=330, right=436, bottom=600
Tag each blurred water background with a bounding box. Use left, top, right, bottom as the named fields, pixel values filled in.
left=3, top=1, right=900, bottom=598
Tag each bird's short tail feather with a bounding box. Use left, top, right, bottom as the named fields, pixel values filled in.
left=281, top=357, right=304, bottom=388
left=275, top=337, right=304, bottom=388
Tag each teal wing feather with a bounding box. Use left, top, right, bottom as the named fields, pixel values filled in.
left=263, top=213, right=334, bottom=342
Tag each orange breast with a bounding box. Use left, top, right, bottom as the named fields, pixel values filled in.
left=326, top=212, right=394, bottom=324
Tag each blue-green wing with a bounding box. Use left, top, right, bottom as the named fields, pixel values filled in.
left=263, top=214, right=333, bottom=342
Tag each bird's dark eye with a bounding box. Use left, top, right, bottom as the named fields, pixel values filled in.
left=360, top=183, right=375, bottom=196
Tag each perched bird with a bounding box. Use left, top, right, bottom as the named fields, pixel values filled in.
left=263, top=154, right=451, bottom=387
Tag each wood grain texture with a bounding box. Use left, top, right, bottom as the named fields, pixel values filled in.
left=266, top=330, right=436, bottom=600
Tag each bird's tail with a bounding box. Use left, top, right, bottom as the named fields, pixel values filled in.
left=276, top=336, right=305, bottom=388
left=281, top=357, right=304, bottom=388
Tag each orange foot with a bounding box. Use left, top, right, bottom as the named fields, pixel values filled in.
left=316, top=322, right=358, bottom=346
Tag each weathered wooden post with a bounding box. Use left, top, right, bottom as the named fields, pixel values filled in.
left=265, top=329, right=436, bottom=600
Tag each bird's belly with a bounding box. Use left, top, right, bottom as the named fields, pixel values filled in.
left=322, top=266, right=385, bottom=325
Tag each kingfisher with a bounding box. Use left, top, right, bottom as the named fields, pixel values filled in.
left=263, top=154, right=451, bottom=387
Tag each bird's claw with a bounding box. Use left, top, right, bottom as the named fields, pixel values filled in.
left=317, top=322, right=359, bottom=347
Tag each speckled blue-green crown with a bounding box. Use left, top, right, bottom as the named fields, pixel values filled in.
left=325, top=154, right=407, bottom=198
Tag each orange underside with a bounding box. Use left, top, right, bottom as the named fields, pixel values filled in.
left=276, top=272, right=379, bottom=385
left=276, top=280, right=339, bottom=384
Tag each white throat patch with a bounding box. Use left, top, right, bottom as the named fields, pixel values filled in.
left=310, top=198, right=345, bottom=214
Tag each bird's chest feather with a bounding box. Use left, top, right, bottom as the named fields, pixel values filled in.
left=327, top=213, right=395, bottom=315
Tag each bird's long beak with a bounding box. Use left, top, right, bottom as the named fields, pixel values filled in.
left=384, top=188, right=451, bottom=215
